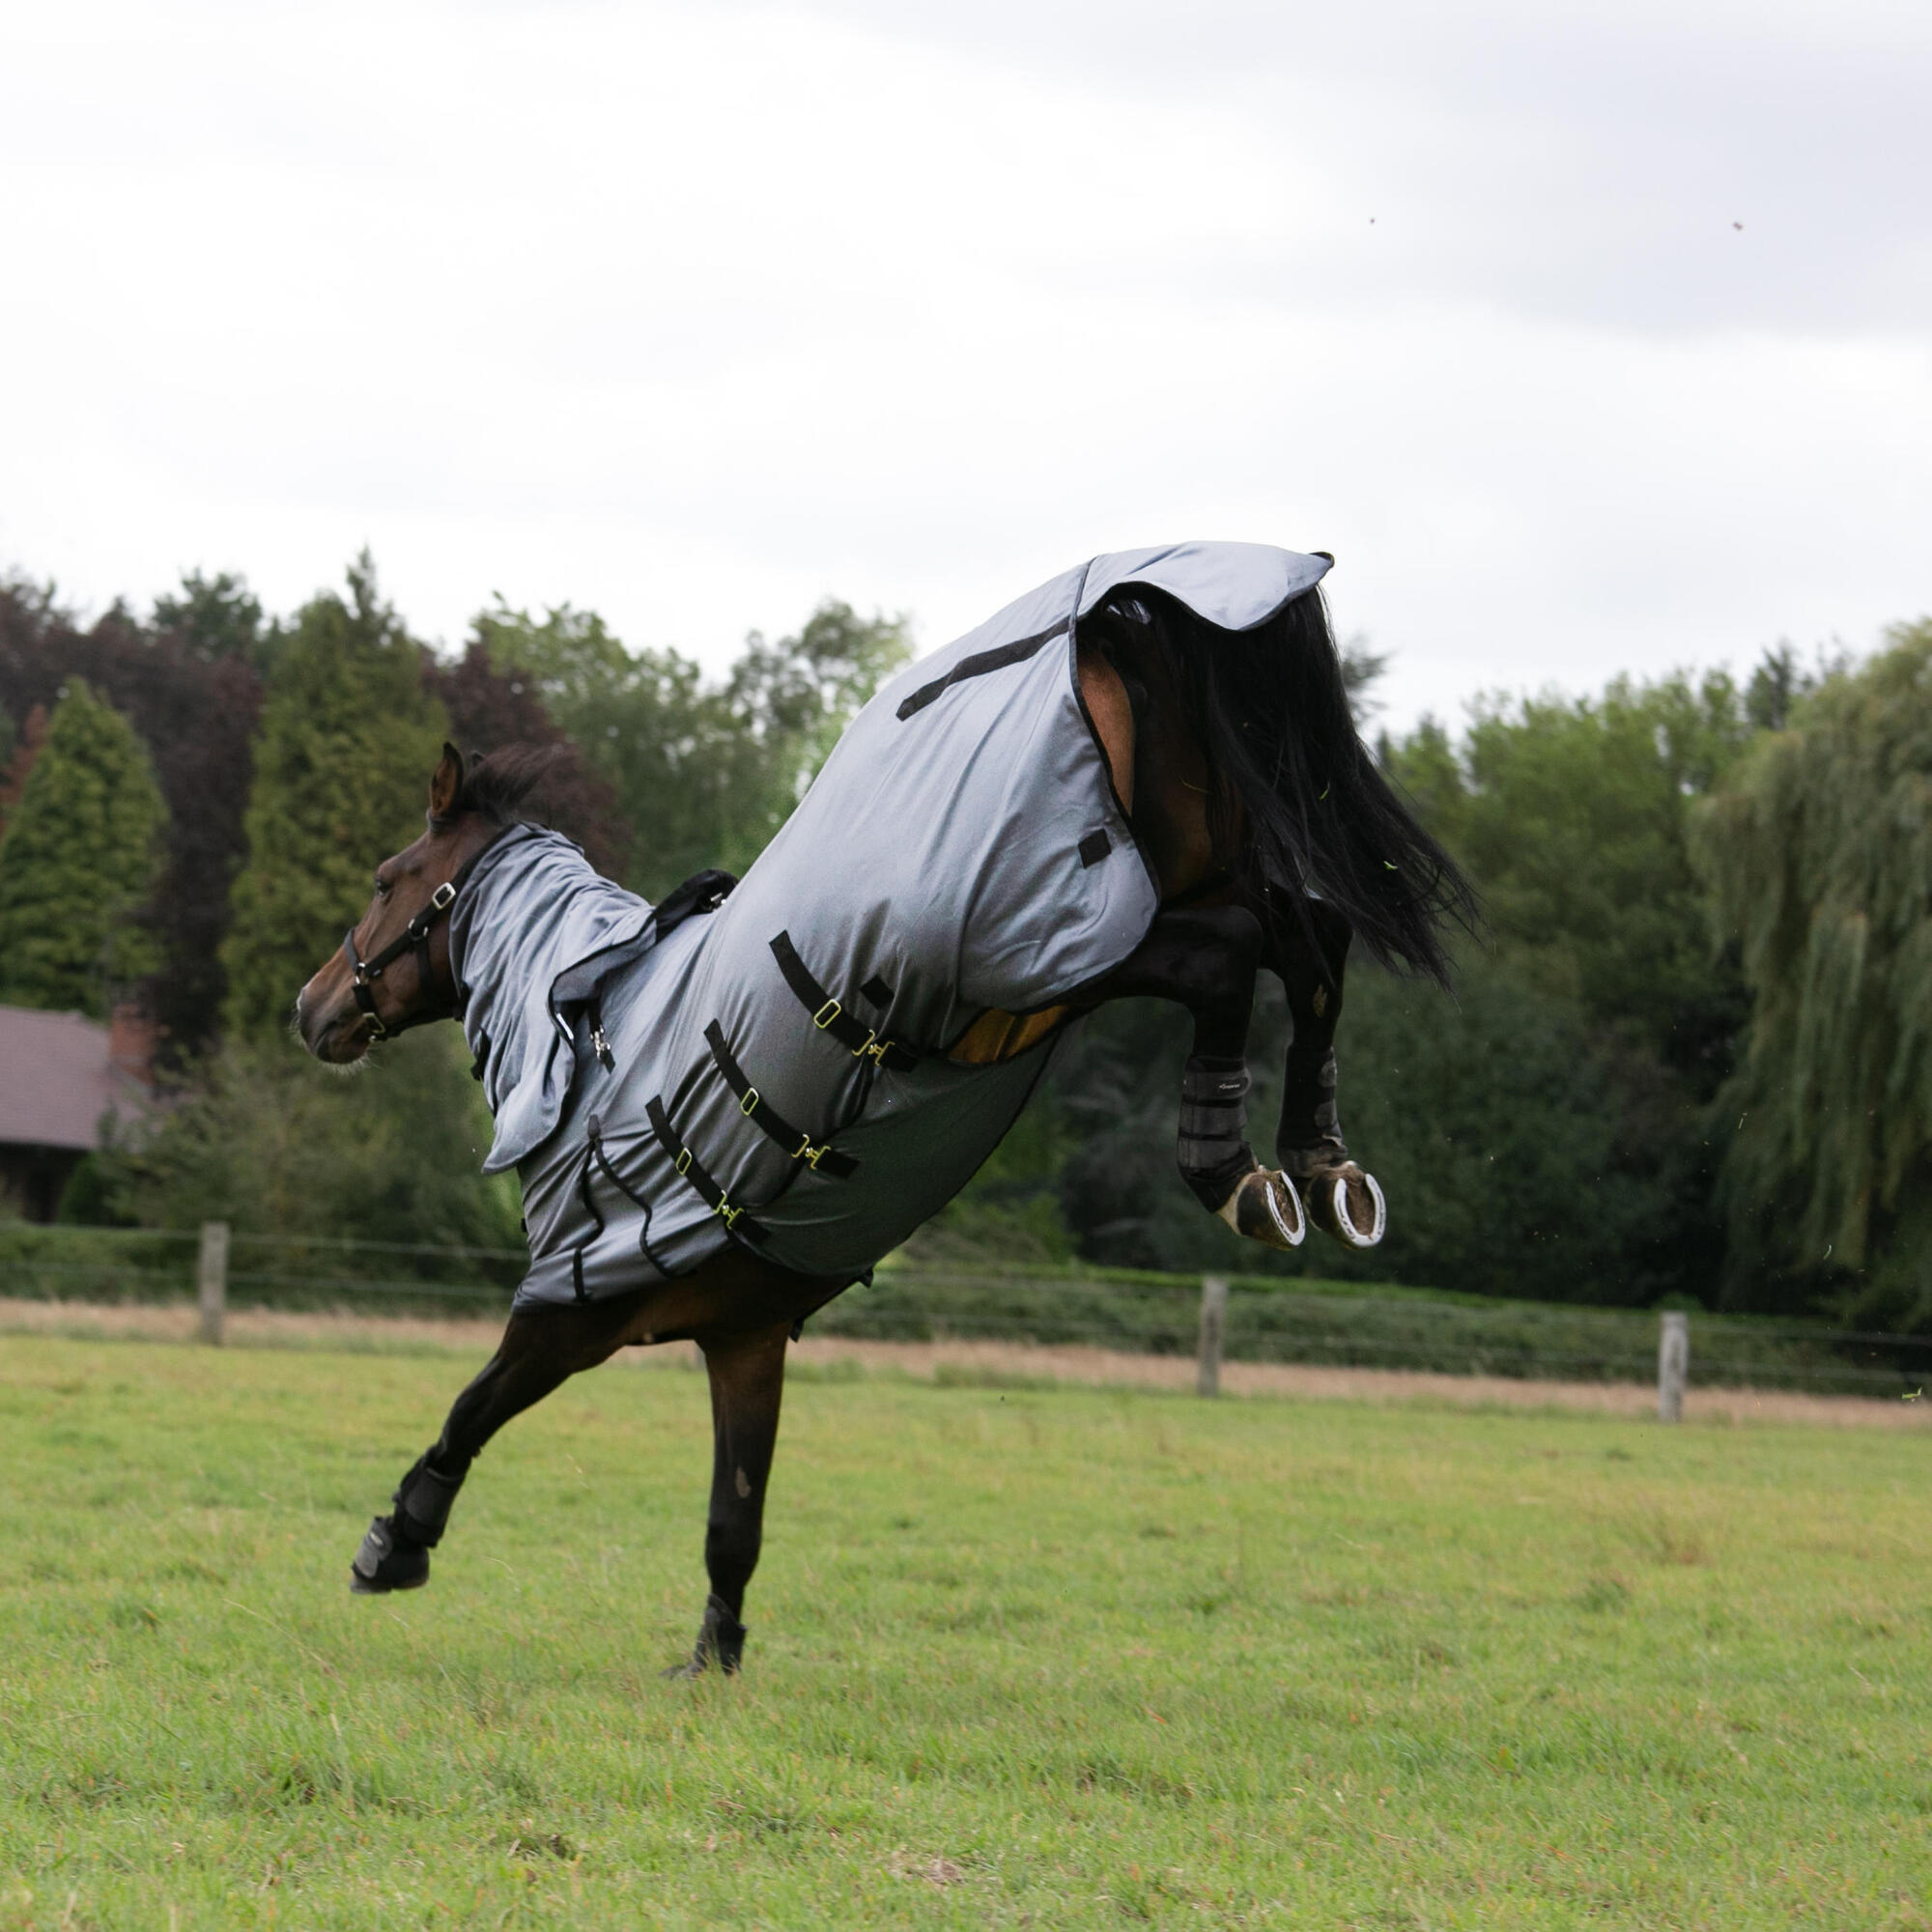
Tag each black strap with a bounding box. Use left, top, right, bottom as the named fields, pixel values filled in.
left=646, top=1095, right=768, bottom=1238
left=895, top=617, right=1070, bottom=721
left=652, top=867, right=737, bottom=935
left=568, top=1121, right=609, bottom=1304
left=342, top=826, right=515, bottom=1041
left=703, top=1020, right=857, bottom=1179
left=768, top=932, right=918, bottom=1072
left=547, top=867, right=740, bottom=1074
left=584, top=1114, right=677, bottom=1277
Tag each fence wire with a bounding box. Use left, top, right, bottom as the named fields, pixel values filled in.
left=2, top=1229, right=1929, bottom=1398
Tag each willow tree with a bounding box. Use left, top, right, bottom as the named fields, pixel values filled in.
left=1695, top=620, right=1932, bottom=1321
left=221, top=558, right=447, bottom=1038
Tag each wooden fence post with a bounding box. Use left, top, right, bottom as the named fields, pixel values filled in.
left=1197, top=1274, right=1228, bottom=1398
left=197, top=1220, right=229, bottom=1346
left=1658, top=1310, right=1688, bottom=1423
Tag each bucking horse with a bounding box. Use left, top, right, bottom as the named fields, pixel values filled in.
left=296, top=541, right=1473, bottom=1674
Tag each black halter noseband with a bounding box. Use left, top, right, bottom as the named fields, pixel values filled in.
left=341, top=827, right=511, bottom=1042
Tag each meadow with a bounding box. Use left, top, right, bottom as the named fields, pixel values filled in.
left=1, top=1333, right=1929, bottom=1928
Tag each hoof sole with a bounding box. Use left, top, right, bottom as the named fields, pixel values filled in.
left=1307, top=1167, right=1386, bottom=1248
left=1217, top=1169, right=1307, bottom=1250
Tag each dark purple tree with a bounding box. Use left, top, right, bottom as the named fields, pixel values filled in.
left=426, top=639, right=630, bottom=878
left=0, top=578, right=263, bottom=1059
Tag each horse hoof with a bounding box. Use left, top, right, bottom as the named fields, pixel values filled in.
left=664, top=1595, right=747, bottom=1677
left=350, top=1515, right=430, bottom=1595
left=1307, top=1166, right=1385, bottom=1249
left=1217, top=1168, right=1306, bottom=1250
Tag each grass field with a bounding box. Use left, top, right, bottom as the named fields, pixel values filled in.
left=2, top=1336, right=1929, bottom=1928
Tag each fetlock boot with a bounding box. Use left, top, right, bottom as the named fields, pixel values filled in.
left=350, top=1452, right=467, bottom=1595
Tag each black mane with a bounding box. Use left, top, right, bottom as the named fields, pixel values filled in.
left=1102, top=584, right=1478, bottom=984
left=450, top=744, right=566, bottom=826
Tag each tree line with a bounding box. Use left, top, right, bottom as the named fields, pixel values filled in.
left=1, top=555, right=1925, bottom=1328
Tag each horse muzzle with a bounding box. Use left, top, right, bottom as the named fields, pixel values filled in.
left=295, top=963, right=379, bottom=1065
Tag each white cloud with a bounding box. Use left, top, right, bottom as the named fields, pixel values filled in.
left=2, top=0, right=1926, bottom=730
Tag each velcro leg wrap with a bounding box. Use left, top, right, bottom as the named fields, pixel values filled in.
left=1280, top=1051, right=1348, bottom=1177
left=1178, top=1056, right=1256, bottom=1208
left=392, top=1454, right=465, bottom=1548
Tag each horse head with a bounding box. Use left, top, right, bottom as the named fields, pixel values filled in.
left=295, top=742, right=545, bottom=1064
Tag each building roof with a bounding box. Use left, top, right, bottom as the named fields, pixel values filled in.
left=0, top=1006, right=133, bottom=1151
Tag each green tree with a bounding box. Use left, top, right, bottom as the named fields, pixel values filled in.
left=476, top=596, right=909, bottom=896
left=105, top=1027, right=523, bottom=1252
left=1389, top=671, right=1755, bottom=1077
left=152, top=568, right=285, bottom=676
left=473, top=600, right=729, bottom=896
left=718, top=600, right=912, bottom=869
left=221, top=557, right=448, bottom=1038
left=0, top=679, right=167, bottom=1016
left=1696, top=619, right=1932, bottom=1325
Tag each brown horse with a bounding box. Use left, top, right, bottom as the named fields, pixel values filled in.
left=296, top=580, right=1469, bottom=1674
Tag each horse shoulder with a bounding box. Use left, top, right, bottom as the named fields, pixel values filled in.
left=1076, top=639, right=1135, bottom=812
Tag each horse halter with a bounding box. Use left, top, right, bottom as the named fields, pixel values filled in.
left=340, top=827, right=509, bottom=1042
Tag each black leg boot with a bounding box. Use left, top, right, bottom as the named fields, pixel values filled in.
left=350, top=1452, right=468, bottom=1596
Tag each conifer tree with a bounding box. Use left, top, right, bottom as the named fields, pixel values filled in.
left=221, top=557, right=448, bottom=1038
left=0, top=679, right=167, bottom=1015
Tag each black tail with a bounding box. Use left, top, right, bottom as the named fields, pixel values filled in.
left=1117, top=585, right=1477, bottom=984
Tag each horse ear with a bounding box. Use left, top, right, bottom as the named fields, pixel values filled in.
left=428, top=742, right=464, bottom=820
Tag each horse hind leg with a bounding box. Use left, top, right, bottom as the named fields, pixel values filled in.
left=667, top=1320, right=790, bottom=1678
left=350, top=1294, right=644, bottom=1595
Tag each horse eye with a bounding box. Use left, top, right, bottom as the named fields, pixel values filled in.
left=374, top=875, right=391, bottom=896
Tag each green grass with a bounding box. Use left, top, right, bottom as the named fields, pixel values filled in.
left=2, top=1338, right=1930, bottom=1928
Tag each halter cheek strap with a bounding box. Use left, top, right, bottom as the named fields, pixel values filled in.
left=341, top=830, right=509, bottom=1042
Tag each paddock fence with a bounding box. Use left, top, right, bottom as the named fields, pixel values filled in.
left=4, top=1219, right=1929, bottom=1408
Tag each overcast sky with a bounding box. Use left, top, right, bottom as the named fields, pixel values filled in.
left=4, top=0, right=1927, bottom=730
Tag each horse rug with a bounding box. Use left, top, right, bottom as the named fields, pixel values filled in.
left=449, top=540, right=1333, bottom=1304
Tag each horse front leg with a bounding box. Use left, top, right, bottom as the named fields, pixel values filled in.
left=668, top=1320, right=790, bottom=1678
left=350, top=1293, right=646, bottom=1595
left=1267, top=899, right=1385, bottom=1250
left=1094, top=905, right=1307, bottom=1253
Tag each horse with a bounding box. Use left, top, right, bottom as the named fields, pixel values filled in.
left=295, top=542, right=1471, bottom=1675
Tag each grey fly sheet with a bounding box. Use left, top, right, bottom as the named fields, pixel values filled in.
left=450, top=541, right=1332, bottom=1305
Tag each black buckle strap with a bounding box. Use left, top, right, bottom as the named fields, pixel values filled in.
left=646, top=1096, right=767, bottom=1239
left=703, top=1020, right=857, bottom=1179
left=342, top=829, right=513, bottom=1041
left=768, top=932, right=917, bottom=1072
left=895, top=617, right=1070, bottom=720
